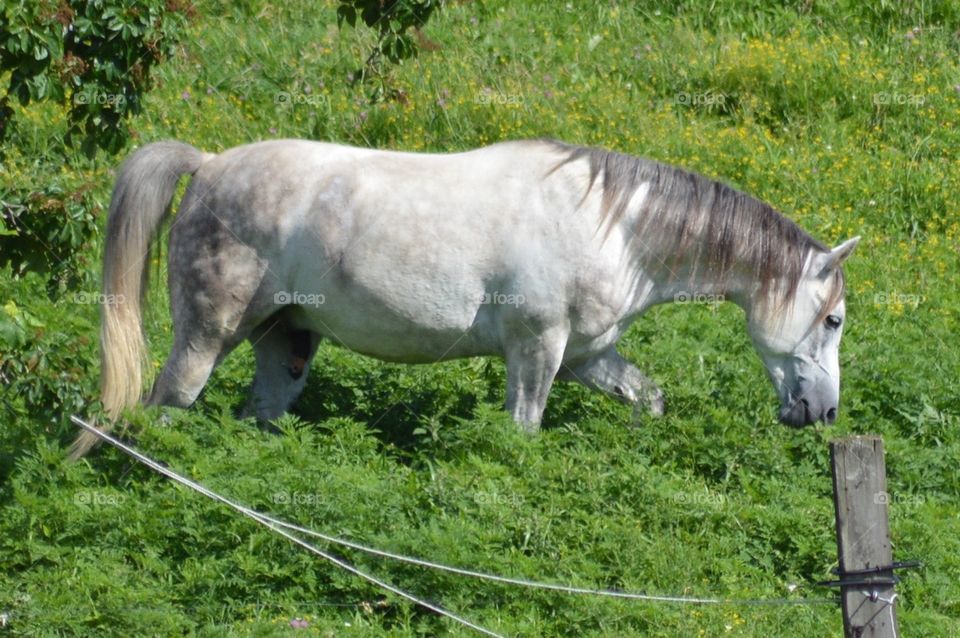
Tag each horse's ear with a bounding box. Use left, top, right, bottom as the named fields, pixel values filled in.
left=813, top=236, right=860, bottom=277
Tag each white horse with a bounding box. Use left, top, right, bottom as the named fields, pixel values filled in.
left=71, top=139, right=859, bottom=457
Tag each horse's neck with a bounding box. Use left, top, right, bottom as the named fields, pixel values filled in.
left=639, top=253, right=759, bottom=314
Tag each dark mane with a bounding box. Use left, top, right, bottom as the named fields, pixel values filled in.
left=546, top=140, right=845, bottom=320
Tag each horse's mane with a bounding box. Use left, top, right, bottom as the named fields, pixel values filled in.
left=545, top=140, right=845, bottom=321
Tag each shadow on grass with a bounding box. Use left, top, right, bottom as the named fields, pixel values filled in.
left=288, top=349, right=610, bottom=452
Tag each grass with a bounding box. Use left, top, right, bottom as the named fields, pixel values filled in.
left=1, top=0, right=959, bottom=635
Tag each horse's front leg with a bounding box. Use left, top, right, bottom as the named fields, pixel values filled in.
left=559, top=346, right=664, bottom=420
left=503, top=325, right=569, bottom=433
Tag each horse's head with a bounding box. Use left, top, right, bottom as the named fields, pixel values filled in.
left=747, top=237, right=860, bottom=426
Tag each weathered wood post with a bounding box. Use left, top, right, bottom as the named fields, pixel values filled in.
left=830, top=436, right=899, bottom=638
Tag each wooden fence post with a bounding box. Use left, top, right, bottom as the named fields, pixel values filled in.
left=830, top=436, right=899, bottom=638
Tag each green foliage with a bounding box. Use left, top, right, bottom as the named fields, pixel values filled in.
left=337, top=0, right=441, bottom=72
left=0, top=0, right=193, bottom=155
left=0, top=0, right=191, bottom=301
left=0, top=269, right=98, bottom=410
left=0, top=176, right=101, bottom=291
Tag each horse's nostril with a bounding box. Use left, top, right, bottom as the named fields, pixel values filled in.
left=825, top=407, right=837, bottom=423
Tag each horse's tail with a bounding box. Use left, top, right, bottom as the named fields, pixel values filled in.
left=70, top=141, right=207, bottom=459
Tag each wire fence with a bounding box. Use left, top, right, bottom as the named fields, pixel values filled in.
left=70, top=415, right=842, bottom=637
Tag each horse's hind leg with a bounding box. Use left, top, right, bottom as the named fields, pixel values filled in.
left=146, top=287, right=255, bottom=411
left=147, top=332, right=236, bottom=410
left=148, top=201, right=272, bottom=413
left=558, top=346, right=664, bottom=419
left=241, top=318, right=321, bottom=420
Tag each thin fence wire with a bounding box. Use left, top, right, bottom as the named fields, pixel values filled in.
left=69, top=416, right=840, bottom=636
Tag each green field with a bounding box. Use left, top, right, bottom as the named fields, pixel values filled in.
left=2, top=1, right=959, bottom=635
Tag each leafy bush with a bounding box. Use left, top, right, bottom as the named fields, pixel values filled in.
left=0, top=0, right=194, bottom=155
left=337, top=0, right=442, bottom=73
left=0, top=270, right=99, bottom=443
left=0, top=177, right=100, bottom=292
left=0, top=0, right=192, bottom=292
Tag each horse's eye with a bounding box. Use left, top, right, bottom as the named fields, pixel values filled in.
left=825, top=315, right=842, bottom=330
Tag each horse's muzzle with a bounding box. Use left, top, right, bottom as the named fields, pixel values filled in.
left=779, top=397, right=837, bottom=427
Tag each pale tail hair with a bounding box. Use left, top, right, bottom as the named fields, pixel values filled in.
left=69, top=141, right=206, bottom=459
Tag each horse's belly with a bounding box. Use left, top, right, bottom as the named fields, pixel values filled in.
left=285, top=286, right=501, bottom=363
